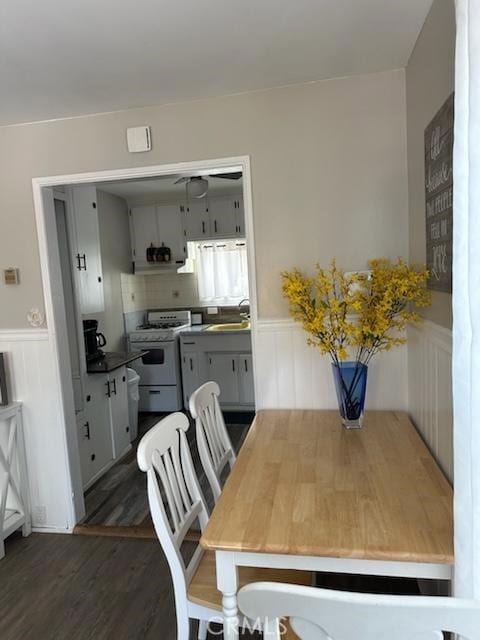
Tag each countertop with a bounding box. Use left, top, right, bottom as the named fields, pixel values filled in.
left=179, top=324, right=251, bottom=336
left=87, top=351, right=147, bottom=374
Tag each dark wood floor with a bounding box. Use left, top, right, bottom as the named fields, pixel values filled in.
left=80, top=412, right=252, bottom=532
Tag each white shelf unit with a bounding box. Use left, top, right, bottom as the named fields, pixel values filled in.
left=0, top=402, right=31, bottom=559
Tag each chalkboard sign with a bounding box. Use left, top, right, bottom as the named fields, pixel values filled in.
left=425, top=93, right=454, bottom=293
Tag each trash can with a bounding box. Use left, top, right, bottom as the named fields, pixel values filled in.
left=127, top=368, right=140, bottom=441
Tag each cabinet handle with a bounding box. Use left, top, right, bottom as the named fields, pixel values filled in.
left=183, top=342, right=196, bottom=345
left=202, top=221, right=205, bottom=234
left=190, top=358, right=193, bottom=371
left=80, top=254, right=87, bottom=270
left=232, top=359, right=236, bottom=372
left=105, top=381, right=111, bottom=397
left=149, top=390, right=161, bottom=395
left=245, top=359, right=248, bottom=372
left=214, top=220, right=218, bottom=233
left=91, top=453, right=96, bottom=461
left=112, top=378, right=117, bottom=395
left=76, top=253, right=82, bottom=270
left=84, top=421, right=90, bottom=440
left=122, top=375, right=126, bottom=382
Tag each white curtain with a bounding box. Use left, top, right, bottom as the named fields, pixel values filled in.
left=453, top=0, right=480, bottom=599
left=196, top=240, right=249, bottom=305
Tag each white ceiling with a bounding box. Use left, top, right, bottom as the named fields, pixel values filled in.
left=0, top=0, right=433, bottom=126
left=99, top=174, right=242, bottom=202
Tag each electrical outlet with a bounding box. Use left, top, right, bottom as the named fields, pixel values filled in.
left=33, top=505, right=47, bottom=526
left=207, top=307, right=219, bottom=315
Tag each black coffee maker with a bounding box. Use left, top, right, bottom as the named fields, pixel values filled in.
left=83, top=319, right=106, bottom=362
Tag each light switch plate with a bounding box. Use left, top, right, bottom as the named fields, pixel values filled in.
left=126, top=126, right=152, bottom=153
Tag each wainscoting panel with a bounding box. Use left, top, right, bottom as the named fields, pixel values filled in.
left=254, top=320, right=409, bottom=411
left=408, top=321, right=453, bottom=481
left=0, top=330, right=73, bottom=531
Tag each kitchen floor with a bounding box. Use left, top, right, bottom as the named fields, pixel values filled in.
left=77, top=411, right=253, bottom=535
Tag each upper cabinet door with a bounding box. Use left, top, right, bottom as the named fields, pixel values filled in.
left=71, top=185, right=104, bottom=314
left=208, top=196, right=237, bottom=237
left=234, top=195, right=245, bottom=237
left=130, top=205, right=158, bottom=266
left=156, top=204, right=186, bottom=264
left=182, top=199, right=210, bottom=240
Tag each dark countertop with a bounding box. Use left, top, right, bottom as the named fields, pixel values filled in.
left=87, top=351, right=147, bottom=374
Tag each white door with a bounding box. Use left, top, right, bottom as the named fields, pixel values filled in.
left=234, top=195, right=245, bottom=236
left=71, top=185, right=104, bottom=313
left=156, top=204, right=186, bottom=264
left=183, top=199, right=210, bottom=239
left=85, top=374, right=114, bottom=477
left=108, top=367, right=130, bottom=458
left=130, top=205, right=158, bottom=266
left=208, top=196, right=237, bottom=237
left=239, top=354, right=255, bottom=405
left=207, top=353, right=239, bottom=404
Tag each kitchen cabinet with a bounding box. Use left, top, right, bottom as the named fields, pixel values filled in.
left=77, top=368, right=131, bottom=489
left=130, top=204, right=186, bottom=269
left=106, top=367, right=130, bottom=458
left=239, top=354, right=255, bottom=405
left=207, top=353, right=240, bottom=404
left=70, top=185, right=104, bottom=314
left=182, top=195, right=245, bottom=241
left=208, top=196, right=237, bottom=237
left=181, top=199, right=210, bottom=240
left=180, top=331, right=254, bottom=410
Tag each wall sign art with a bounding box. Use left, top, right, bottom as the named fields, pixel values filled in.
left=425, top=93, right=454, bottom=293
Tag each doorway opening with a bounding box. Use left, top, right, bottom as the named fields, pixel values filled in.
left=32, top=156, right=257, bottom=531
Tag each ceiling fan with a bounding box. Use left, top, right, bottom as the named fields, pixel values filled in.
left=174, top=172, right=242, bottom=199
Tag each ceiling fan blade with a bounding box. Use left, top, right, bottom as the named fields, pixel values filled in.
left=174, top=177, right=190, bottom=184
left=209, top=172, right=242, bottom=180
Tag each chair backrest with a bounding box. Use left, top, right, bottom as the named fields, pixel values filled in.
left=238, top=582, right=480, bottom=640
left=137, top=413, right=209, bottom=632
left=189, top=381, right=236, bottom=503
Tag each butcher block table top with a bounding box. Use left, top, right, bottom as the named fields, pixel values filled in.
left=201, top=410, right=454, bottom=565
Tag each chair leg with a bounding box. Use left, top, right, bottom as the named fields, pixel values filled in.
left=198, top=619, right=208, bottom=640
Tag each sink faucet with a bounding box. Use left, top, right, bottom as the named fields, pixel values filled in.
left=238, top=298, right=250, bottom=322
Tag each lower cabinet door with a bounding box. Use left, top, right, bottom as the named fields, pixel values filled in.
left=108, top=367, right=130, bottom=458
left=239, top=354, right=255, bottom=405
left=181, top=352, right=200, bottom=408
left=85, top=374, right=114, bottom=478
left=76, top=413, right=94, bottom=488
left=207, top=353, right=240, bottom=404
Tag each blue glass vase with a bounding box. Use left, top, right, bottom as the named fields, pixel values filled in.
left=332, top=361, right=368, bottom=429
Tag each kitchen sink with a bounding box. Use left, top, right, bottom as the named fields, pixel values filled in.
left=207, top=322, right=250, bottom=332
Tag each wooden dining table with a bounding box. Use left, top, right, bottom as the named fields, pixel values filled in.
left=200, top=410, right=454, bottom=640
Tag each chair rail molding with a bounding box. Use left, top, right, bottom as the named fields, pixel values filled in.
left=253, top=318, right=408, bottom=412
left=408, top=319, right=453, bottom=482
left=0, top=329, right=73, bottom=532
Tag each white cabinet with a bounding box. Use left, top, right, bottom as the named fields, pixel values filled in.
left=182, top=199, right=210, bottom=240
left=130, top=204, right=186, bottom=268
left=180, top=332, right=254, bottom=410
left=106, top=367, right=130, bottom=458
left=182, top=195, right=245, bottom=240
left=207, top=353, right=240, bottom=404
left=130, top=205, right=158, bottom=265
left=208, top=196, right=237, bottom=237
left=239, top=354, right=255, bottom=405
left=70, top=186, right=104, bottom=314
left=77, top=369, right=131, bottom=489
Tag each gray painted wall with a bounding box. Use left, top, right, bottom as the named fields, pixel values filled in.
left=0, top=69, right=408, bottom=328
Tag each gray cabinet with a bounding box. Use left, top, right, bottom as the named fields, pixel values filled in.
left=181, top=199, right=210, bottom=240
left=106, top=367, right=130, bottom=458
left=130, top=204, right=186, bottom=268
left=180, top=332, right=254, bottom=411
left=182, top=195, right=245, bottom=241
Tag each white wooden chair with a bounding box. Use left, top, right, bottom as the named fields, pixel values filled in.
left=189, top=381, right=236, bottom=503
left=238, top=581, right=480, bottom=639
left=137, top=413, right=312, bottom=640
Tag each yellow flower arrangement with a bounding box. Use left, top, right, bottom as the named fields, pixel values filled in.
left=281, top=258, right=431, bottom=367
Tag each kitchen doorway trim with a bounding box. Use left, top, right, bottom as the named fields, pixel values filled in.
left=31, top=155, right=258, bottom=529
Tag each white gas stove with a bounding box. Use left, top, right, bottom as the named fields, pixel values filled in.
left=128, top=311, right=191, bottom=412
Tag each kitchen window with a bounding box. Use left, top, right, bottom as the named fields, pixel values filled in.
left=195, top=240, right=249, bottom=305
